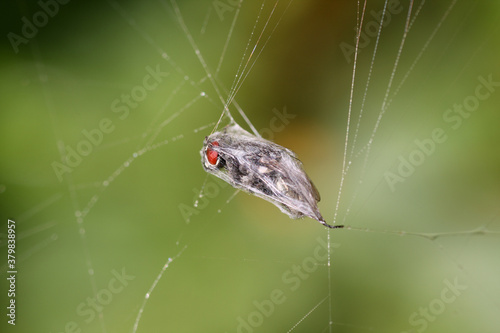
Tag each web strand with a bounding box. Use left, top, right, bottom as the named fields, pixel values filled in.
left=31, top=42, right=106, bottom=332
left=328, top=1, right=368, bottom=331
left=332, top=0, right=368, bottom=226
left=341, top=0, right=457, bottom=225
left=286, top=296, right=328, bottom=333
left=215, top=0, right=243, bottom=76
left=132, top=246, right=188, bottom=333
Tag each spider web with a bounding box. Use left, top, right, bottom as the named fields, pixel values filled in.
left=1, top=0, right=500, bottom=333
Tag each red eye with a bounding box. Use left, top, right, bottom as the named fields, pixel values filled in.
left=206, top=141, right=219, bottom=165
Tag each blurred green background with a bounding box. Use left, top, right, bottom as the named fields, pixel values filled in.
left=1, top=1, right=500, bottom=332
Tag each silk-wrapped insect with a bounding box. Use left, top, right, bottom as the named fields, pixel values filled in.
left=200, top=123, right=343, bottom=228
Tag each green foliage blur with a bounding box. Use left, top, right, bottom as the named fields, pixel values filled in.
left=1, top=1, right=499, bottom=332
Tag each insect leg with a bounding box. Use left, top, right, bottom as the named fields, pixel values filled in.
left=320, top=220, right=344, bottom=229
